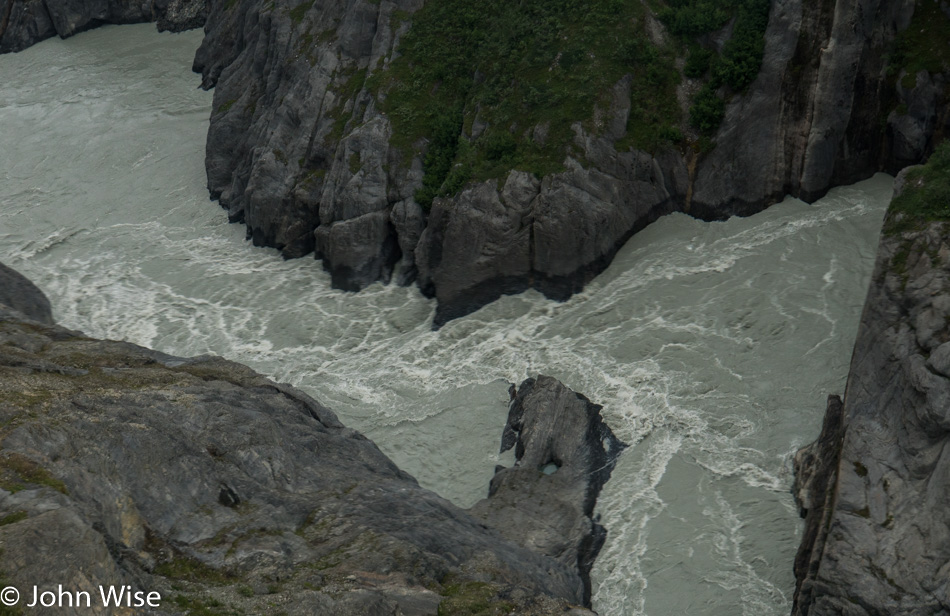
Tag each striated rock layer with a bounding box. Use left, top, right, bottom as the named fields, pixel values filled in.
left=0, top=263, right=623, bottom=615
left=792, top=175, right=950, bottom=614
left=194, top=0, right=948, bottom=326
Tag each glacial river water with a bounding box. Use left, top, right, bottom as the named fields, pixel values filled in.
left=0, top=26, right=894, bottom=616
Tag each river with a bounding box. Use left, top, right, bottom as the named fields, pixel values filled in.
left=0, top=25, right=894, bottom=616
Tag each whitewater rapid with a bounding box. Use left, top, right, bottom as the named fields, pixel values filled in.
left=0, top=25, right=894, bottom=615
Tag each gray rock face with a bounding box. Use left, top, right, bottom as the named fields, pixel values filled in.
left=195, top=0, right=948, bottom=326
left=0, top=262, right=53, bottom=324
left=0, top=263, right=615, bottom=615
left=0, top=0, right=206, bottom=53
left=792, top=204, right=950, bottom=611
left=471, top=377, right=627, bottom=607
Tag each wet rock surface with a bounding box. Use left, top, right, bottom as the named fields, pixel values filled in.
left=792, top=182, right=950, bottom=614
left=0, top=0, right=207, bottom=53
left=193, top=0, right=948, bottom=326
left=0, top=264, right=612, bottom=615
left=471, top=377, right=627, bottom=607
left=0, top=262, right=53, bottom=324
left=5, top=0, right=943, bottom=323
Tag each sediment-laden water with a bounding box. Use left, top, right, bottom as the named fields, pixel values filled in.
left=0, top=25, right=894, bottom=615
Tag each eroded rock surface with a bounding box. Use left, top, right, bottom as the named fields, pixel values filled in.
left=194, top=0, right=948, bottom=325
left=793, top=179, right=950, bottom=615
left=0, top=0, right=207, bottom=53
left=0, top=262, right=53, bottom=324
left=0, top=264, right=614, bottom=615
left=471, top=377, right=627, bottom=606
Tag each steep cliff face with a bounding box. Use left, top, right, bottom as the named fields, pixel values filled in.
left=0, top=264, right=625, bottom=614
left=793, top=153, right=950, bottom=615
left=0, top=0, right=207, bottom=53
left=195, top=0, right=948, bottom=325
left=4, top=0, right=944, bottom=323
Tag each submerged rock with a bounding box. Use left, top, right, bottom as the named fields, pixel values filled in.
left=0, top=263, right=618, bottom=615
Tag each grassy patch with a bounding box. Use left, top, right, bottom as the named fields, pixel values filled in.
left=884, top=140, right=950, bottom=235
left=171, top=595, right=240, bottom=616
left=438, top=580, right=512, bottom=616
left=324, top=67, right=368, bottom=146
left=287, top=0, right=313, bottom=25
left=0, top=511, right=27, bottom=526
left=155, top=555, right=234, bottom=585
left=217, top=99, right=237, bottom=114
left=372, top=0, right=681, bottom=208
left=0, top=454, right=67, bottom=495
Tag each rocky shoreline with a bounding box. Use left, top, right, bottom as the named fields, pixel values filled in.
left=0, top=263, right=624, bottom=615
left=792, top=163, right=950, bottom=614
left=192, top=0, right=947, bottom=326
left=0, top=0, right=206, bottom=53
left=3, top=1, right=946, bottom=326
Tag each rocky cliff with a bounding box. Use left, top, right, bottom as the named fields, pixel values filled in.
left=193, top=0, right=948, bottom=326
left=0, top=263, right=624, bottom=615
left=0, top=0, right=206, bottom=53
left=4, top=0, right=946, bottom=324
left=792, top=146, right=950, bottom=615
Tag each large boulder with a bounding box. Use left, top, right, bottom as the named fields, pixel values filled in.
left=0, top=262, right=53, bottom=324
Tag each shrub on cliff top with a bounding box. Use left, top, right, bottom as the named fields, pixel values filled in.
left=660, top=0, right=770, bottom=134
left=885, top=140, right=950, bottom=235
left=371, top=0, right=680, bottom=208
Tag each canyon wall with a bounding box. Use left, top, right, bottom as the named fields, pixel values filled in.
left=193, top=0, right=947, bottom=325
left=793, top=160, right=950, bottom=614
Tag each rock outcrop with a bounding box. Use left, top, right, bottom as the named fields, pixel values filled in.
left=0, top=0, right=207, bottom=53
left=194, top=0, right=948, bottom=326
left=5, top=0, right=945, bottom=324
left=471, top=377, right=627, bottom=607
left=0, top=262, right=53, bottom=324
left=792, top=166, right=950, bottom=614
left=0, top=264, right=622, bottom=615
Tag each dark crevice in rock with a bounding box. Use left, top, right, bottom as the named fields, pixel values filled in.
left=792, top=394, right=845, bottom=616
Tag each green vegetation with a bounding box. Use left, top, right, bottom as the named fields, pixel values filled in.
left=323, top=0, right=773, bottom=208
left=437, top=580, right=512, bottom=616
left=689, top=85, right=725, bottom=133
left=0, top=454, right=67, bottom=494
left=217, top=99, right=237, bottom=114
left=659, top=0, right=770, bottom=134
left=0, top=511, right=27, bottom=526
left=884, top=140, right=950, bottom=235
left=887, top=0, right=950, bottom=89
left=155, top=555, right=235, bottom=585
left=372, top=0, right=681, bottom=209
left=288, top=0, right=313, bottom=25
left=684, top=45, right=713, bottom=78
left=171, top=595, right=240, bottom=616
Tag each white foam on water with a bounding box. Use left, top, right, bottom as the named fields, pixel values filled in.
left=0, top=26, right=896, bottom=615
